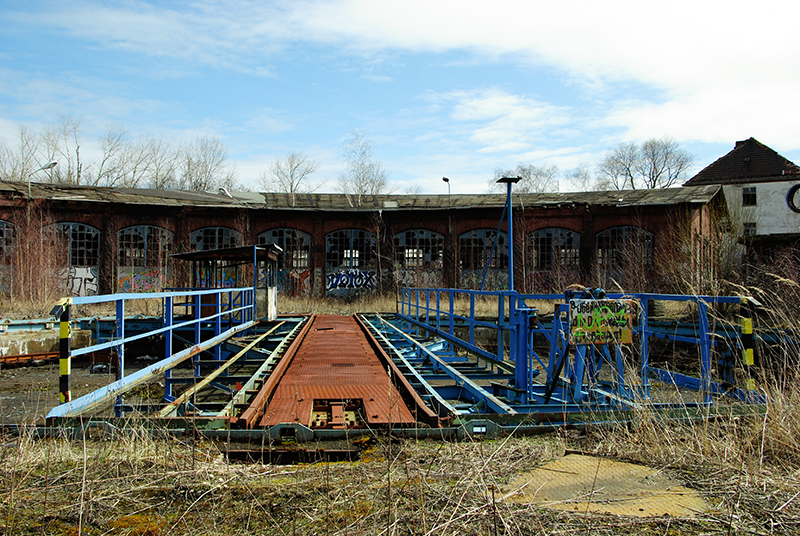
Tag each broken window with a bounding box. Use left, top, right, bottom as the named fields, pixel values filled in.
left=458, top=229, right=508, bottom=271
left=595, top=226, right=653, bottom=285
left=325, top=229, right=376, bottom=269
left=528, top=228, right=580, bottom=272
left=258, top=228, right=311, bottom=269
left=189, top=227, right=242, bottom=251
left=117, top=226, right=173, bottom=283
left=393, top=229, right=444, bottom=269
left=46, top=222, right=101, bottom=267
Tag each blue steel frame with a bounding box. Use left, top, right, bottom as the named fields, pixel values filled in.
left=46, top=286, right=257, bottom=419
left=395, top=287, right=766, bottom=419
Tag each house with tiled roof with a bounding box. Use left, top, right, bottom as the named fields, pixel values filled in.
left=683, top=137, right=800, bottom=256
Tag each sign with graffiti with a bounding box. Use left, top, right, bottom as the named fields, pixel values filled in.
left=325, top=269, right=377, bottom=291
left=569, top=299, right=635, bottom=345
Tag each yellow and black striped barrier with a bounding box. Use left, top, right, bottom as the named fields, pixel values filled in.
left=52, top=298, right=72, bottom=404
left=740, top=298, right=755, bottom=391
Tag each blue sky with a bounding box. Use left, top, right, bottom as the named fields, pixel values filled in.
left=2, top=0, right=800, bottom=194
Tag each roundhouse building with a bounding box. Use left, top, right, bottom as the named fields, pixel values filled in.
left=0, top=181, right=723, bottom=297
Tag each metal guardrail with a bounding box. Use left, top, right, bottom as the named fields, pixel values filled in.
left=47, top=287, right=257, bottom=419
left=396, top=287, right=767, bottom=417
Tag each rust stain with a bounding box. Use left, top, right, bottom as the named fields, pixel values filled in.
left=259, top=315, right=417, bottom=428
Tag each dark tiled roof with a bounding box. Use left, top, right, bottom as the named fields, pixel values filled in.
left=684, top=138, right=800, bottom=186
left=0, top=181, right=721, bottom=210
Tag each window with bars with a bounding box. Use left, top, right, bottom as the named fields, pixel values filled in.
left=46, top=222, right=101, bottom=267
left=257, top=228, right=311, bottom=269
left=528, top=228, right=580, bottom=272
left=393, top=229, right=444, bottom=269
left=189, top=227, right=242, bottom=251
left=458, top=229, right=508, bottom=271
left=0, top=220, right=14, bottom=264
left=117, top=226, right=173, bottom=269
left=743, top=222, right=757, bottom=237
left=325, top=229, right=376, bottom=269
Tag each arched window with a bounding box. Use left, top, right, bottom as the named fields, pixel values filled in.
left=258, top=228, right=311, bottom=270
left=46, top=222, right=101, bottom=267
left=458, top=229, right=508, bottom=290
left=459, top=229, right=508, bottom=270
left=325, top=229, right=376, bottom=269
left=595, top=226, right=653, bottom=287
left=526, top=228, right=580, bottom=292
left=189, top=227, right=242, bottom=251
left=393, top=229, right=444, bottom=269
left=117, top=226, right=174, bottom=292
left=45, top=222, right=101, bottom=296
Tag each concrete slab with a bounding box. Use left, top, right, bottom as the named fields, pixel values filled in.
left=503, top=454, right=707, bottom=517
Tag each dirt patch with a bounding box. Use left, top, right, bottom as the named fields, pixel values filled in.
left=0, top=360, right=137, bottom=423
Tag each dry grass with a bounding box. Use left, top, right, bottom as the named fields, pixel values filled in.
left=2, top=405, right=799, bottom=536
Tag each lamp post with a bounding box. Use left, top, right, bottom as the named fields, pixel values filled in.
left=496, top=176, right=521, bottom=291
left=443, top=177, right=453, bottom=287
left=27, top=161, right=57, bottom=224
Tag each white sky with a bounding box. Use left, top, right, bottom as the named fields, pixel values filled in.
left=1, top=0, right=799, bottom=193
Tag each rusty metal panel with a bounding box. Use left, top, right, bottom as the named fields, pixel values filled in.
left=259, top=315, right=417, bottom=428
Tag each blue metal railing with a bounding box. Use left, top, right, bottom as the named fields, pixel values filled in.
left=397, top=287, right=766, bottom=412
left=47, top=286, right=257, bottom=419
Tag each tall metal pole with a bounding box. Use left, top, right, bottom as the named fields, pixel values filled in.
left=497, top=177, right=520, bottom=291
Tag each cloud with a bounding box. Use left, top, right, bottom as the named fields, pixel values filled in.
left=431, top=88, right=571, bottom=154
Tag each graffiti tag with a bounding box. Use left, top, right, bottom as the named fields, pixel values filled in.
left=118, top=268, right=166, bottom=292
left=326, top=269, right=377, bottom=291
left=569, top=299, right=635, bottom=345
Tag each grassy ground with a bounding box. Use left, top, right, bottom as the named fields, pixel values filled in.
left=2, top=402, right=800, bottom=536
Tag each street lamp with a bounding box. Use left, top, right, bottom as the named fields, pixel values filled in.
left=28, top=161, right=58, bottom=199
left=496, top=176, right=521, bottom=291
left=442, top=177, right=454, bottom=287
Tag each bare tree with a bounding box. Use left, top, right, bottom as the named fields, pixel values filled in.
left=597, top=142, right=638, bottom=190
left=261, top=151, right=320, bottom=206
left=143, top=137, right=178, bottom=189
left=490, top=163, right=559, bottom=193
left=93, top=125, right=128, bottom=186
left=0, top=126, right=47, bottom=182
left=564, top=163, right=602, bottom=192
left=337, top=129, right=389, bottom=206
left=176, top=135, right=238, bottom=191
left=598, top=137, right=694, bottom=190
left=637, top=137, right=694, bottom=189
left=41, top=115, right=84, bottom=185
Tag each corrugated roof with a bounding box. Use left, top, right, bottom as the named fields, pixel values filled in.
left=684, top=138, right=800, bottom=186
left=0, top=180, right=721, bottom=210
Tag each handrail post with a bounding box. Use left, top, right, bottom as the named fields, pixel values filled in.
left=58, top=303, right=71, bottom=404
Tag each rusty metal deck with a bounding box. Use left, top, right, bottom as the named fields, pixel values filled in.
left=255, top=315, right=419, bottom=429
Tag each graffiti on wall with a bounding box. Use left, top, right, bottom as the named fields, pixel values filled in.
left=197, top=268, right=237, bottom=288
left=459, top=270, right=508, bottom=291
left=394, top=268, right=443, bottom=289
left=65, top=266, right=99, bottom=296
left=118, top=268, right=167, bottom=292
left=326, top=269, right=377, bottom=291
left=278, top=269, right=312, bottom=296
